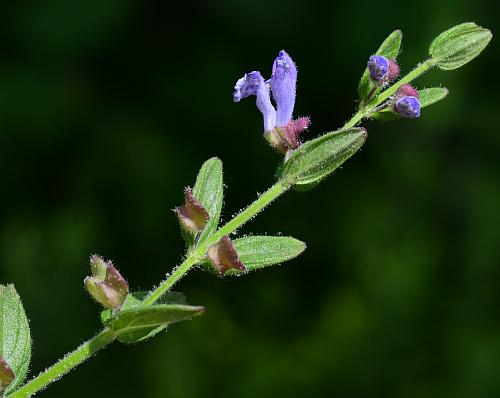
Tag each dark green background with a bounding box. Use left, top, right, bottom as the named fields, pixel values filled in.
left=0, top=0, right=498, bottom=397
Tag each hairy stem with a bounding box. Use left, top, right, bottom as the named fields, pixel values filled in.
left=7, top=329, right=116, bottom=398
left=144, top=179, right=290, bottom=305
left=12, top=115, right=358, bottom=397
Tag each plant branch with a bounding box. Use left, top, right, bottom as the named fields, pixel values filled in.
left=7, top=329, right=116, bottom=398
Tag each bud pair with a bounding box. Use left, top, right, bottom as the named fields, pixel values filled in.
left=393, top=84, right=421, bottom=118
left=367, top=55, right=400, bottom=85
left=0, top=357, right=14, bottom=394
left=84, top=255, right=129, bottom=309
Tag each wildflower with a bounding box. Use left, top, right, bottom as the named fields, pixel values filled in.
left=367, top=55, right=399, bottom=85
left=395, top=84, right=419, bottom=99
left=233, top=50, right=310, bottom=154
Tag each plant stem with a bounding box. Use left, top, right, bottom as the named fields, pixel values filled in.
left=10, top=109, right=366, bottom=397
left=143, top=179, right=290, bottom=305
left=7, top=329, right=116, bottom=398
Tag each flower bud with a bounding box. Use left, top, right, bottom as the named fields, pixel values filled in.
left=84, top=255, right=129, bottom=309
left=395, top=84, right=419, bottom=99
left=207, top=236, right=246, bottom=276
left=367, top=55, right=399, bottom=85
left=0, top=357, right=15, bottom=393
left=175, top=188, right=210, bottom=234
left=393, top=96, right=421, bottom=118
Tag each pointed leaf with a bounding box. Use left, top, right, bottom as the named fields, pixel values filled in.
left=279, top=127, right=367, bottom=187
left=358, top=30, right=403, bottom=101
left=224, top=236, right=306, bottom=275
left=105, top=304, right=204, bottom=345
left=192, top=157, right=224, bottom=245
left=0, top=284, right=31, bottom=394
left=429, top=22, right=492, bottom=70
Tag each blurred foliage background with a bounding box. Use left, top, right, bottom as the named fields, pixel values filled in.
left=0, top=0, right=498, bottom=397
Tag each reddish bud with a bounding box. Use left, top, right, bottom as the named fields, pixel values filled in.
left=207, top=236, right=246, bottom=276
left=175, top=188, right=210, bottom=234
left=387, top=59, right=400, bottom=81
left=395, top=84, right=419, bottom=99
left=84, top=255, right=129, bottom=309
left=0, top=357, right=15, bottom=392
left=263, top=117, right=310, bottom=154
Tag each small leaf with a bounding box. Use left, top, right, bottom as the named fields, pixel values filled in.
left=192, top=157, right=224, bottom=245
left=429, top=22, right=492, bottom=70
left=372, top=87, right=449, bottom=121
left=0, top=284, right=31, bottom=394
left=358, top=30, right=403, bottom=101
left=419, top=87, right=449, bottom=107
left=279, top=128, right=367, bottom=187
left=225, top=236, right=306, bottom=275
left=105, top=304, right=204, bottom=345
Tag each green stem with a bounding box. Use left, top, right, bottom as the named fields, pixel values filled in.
left=7, top=329, right=116, bottom=398
left=11, top=109, right=363, bottom=397
left=143, top=180, right=290, bottom=305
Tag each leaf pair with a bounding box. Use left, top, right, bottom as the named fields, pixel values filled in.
left=0, top=284, right=31, bottom=395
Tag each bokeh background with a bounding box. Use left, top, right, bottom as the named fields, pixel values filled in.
left=0, top=0, right=499, bottom=397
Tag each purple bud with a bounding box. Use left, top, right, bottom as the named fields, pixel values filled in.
left=368, top=55, right=389, bottom=83
left=393, top=96, right=421, bottom=118
left=85, top=255, right=129, bottom=309
left=395, top=84, right=419, bottom=99
left=271, top=50, right=297, bottom=127
left=233, top=71, right=277, bottom=132
left=175, top=188, right=209, bottom=234
left=207, top=236, right=246, bottom=276
left=368, top=56, right=399, bottom=85
left=0, top=357, right=15, bottom=393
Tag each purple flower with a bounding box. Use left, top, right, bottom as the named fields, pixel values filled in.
left=233, top=50, right=308, bottom=153
left=367, top=55, right=399, bottom=85
left=271, top=50, right=297, bottom=126
left=393, top=96, right=421, bottom=118
left=233, top=71, right=276, bottom=132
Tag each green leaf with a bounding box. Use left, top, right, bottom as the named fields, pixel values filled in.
left=279, top=127, right=367, bottom=187
left=419, top=87, right=449, bottom=107
left=225, top=236, right=306, bottom=275
left=358, top=30, right=403, bottom=101
left=372, top=87, right=449, bottom=121
left=192, top=157, right=224, bottom=245
left=0, top=284, right=31, bottom=394
left=429, top=22, right=492, bottom=70
left=104, top=304, right=204, bottom=345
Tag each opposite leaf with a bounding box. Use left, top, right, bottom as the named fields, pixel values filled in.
left=358, top=30, right=403, bottom=101
left=0, top=284, right=31, bottom=394
left=429, top=22, right=492, bottom=70
left=192, top=157, right=224, bottom=245
left=225, top=236, right=306, bottom=275
left=280, top=127, right=367, bottom=187
left=104, top=304, right=204, bottom=345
